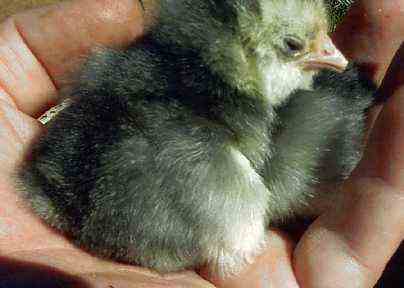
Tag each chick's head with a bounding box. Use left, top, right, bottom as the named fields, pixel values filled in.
left=205, top=0, right=348, bottom=105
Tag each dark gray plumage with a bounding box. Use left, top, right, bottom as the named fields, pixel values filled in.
left=17, top=0, right=375, bottom=276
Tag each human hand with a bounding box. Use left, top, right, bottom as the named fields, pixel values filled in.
left=0, top=0, right=403, bottom=287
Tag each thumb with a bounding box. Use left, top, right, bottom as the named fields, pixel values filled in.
left=0, top=100, right=43, bottom=175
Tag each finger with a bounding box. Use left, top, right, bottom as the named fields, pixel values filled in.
left=294, top=82, right=404, bottom=287
left=0, top=103, right=23, bottom=173
left=0, top=18, right=56, bottom=117
left=355, top=44, right=404, bottom=184
left=333, top=0, right=404, bottom=85
left=0, top=99, right=43, bottom=168
left=294, top=178, right=404, bottom=288
left=365, top=43, right=404, bottom=143
left=1, top=0, right=147, bottom=117
left=204, top=231, right=300, bottom=288
left=370, top=40, right=404, bottom=134
left=78, top=270, right=213, bottom=288
left=0, top=102, right=40, bottom=172
left=0, top=100, right=43, bottom=146
left=332, top=1, right=404, bottom=147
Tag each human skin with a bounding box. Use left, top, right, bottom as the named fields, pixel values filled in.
left=0, top=0, right=60, bottom=21
left=0, top=0, right=403, bottom=287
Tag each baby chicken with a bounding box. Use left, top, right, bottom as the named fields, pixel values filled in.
left=17, top=0, right=375, bottom=276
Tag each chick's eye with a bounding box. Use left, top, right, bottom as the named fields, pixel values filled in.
left=282, top=36, right=306, bottom=57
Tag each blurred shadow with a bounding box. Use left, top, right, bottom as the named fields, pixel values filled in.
left=376, top=242, right=404, bottom=288
left=0, top=256, right=90, bottom=288
left=377, top=42, right=404, bottom=103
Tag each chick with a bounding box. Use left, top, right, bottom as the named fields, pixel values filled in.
left=17, top=0, right=375, bottom=276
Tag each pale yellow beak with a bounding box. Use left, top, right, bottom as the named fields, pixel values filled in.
left=300, top=33, right=348, bottom=73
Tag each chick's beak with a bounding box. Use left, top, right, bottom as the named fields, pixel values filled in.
left=301, top=33, right=348, bottom=73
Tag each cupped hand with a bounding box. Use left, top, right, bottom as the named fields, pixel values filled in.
left=0, top=0, right=403, bottom=287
